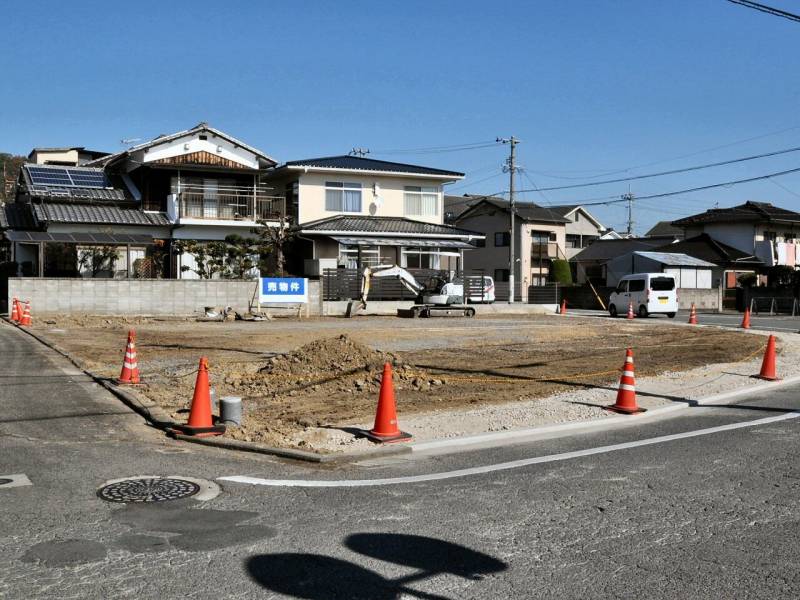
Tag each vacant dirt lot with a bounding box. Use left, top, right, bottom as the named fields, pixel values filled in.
left=31, top=314, right=766, bottom=452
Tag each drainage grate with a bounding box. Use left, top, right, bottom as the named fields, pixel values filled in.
left=97, top=477, right=201, bottom=503
left=0, top=478, right=12, bottom=486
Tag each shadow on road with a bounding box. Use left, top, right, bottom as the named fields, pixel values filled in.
left=246, top=533, right=507, bottom=599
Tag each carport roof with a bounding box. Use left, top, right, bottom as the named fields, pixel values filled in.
left=633, top=251, right=716, bottom=267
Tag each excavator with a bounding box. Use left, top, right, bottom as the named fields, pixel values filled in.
left=345, top=264, right=476, bottom=318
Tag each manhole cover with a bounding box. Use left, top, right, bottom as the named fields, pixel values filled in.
left=0, top=478, right=12, bottom=486
left=97, top=477, right=201, bottom=503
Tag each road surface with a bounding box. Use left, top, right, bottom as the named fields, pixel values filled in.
left=1, top=322, right=798, bottom=599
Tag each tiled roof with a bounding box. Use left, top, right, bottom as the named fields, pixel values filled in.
left=456, top=197, right=569, bottom=224
left=0, top=203, right=38, bottom=230
left=572, top=236, right=678, bottom=262
left=281, top=155, right=464, bottom=177
left=646, top=220, right=684, bottom=238
left=33, top=202, right=171, bottom=227
left=672, top=201, right=800, bottom=227
left=298, top=215, right=480, bottom=237
left=654, top=233, right=762, bottom=265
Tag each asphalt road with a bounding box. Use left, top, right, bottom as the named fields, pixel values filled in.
left=571, top=307, right=800, bottom=333
left=1, top=321, right=799, bottom=599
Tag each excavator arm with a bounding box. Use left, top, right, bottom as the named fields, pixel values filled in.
left=345, top=265, right=425, bottom=317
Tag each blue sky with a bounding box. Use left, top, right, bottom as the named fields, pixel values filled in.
left=3, top=0, right=799, bottom=233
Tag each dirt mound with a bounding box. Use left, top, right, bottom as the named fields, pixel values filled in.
left=260, top=334, right=394, bottom=378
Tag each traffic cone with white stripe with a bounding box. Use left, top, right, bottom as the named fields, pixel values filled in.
left=688, top=303, right=698, bottom=325
left=626, top=300, right=635, bottom=320
left=19, top=300, right=32, bottom=327
left=9, top=297, right=19, bottom=322
left=604, top=348, right=646, bottom=414
left=118, top=330, right=140, bottom=384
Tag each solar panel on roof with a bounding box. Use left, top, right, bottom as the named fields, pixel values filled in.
left=26, top=166, right=111, bottom=188
left=27, top=166, right=72, bottom=186
left=67, top=169, right=109, bottom=187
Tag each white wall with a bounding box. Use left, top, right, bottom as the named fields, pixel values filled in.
left=134, top=132, right=262, bottom=170
left=296, top=172, right=445, bottom=225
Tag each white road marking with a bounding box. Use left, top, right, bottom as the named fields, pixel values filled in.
left=218, top=411, right=799, bottom=488
left=0, top=474, right=32, bottom=489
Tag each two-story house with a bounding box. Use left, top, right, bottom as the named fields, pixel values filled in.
left=672, top=201, right=800, bottom=270
left=262, top=156, right=481, bottom=275
left=539, top=204, right=607, bottom=259
left=453, top=197, right=569, bottom=292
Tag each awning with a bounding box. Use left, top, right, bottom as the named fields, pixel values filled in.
left=330, top=236, right=475, bottom=249
left=4, top=231, right=156, bottom=244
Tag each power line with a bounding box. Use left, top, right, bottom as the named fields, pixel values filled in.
left=529, top=123, right=800, bottom=180
left=370, top=140, right=501, bottom=155
left=571, top=166, right=800, bottom=208
left=514, top=144, right=800, bottom=192
left=726, top=0, right=800, bottom=23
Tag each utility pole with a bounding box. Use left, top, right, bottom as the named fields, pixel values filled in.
left=498, top=136, right=519, bottom=303
left=623, top=192, right=635, bottom=237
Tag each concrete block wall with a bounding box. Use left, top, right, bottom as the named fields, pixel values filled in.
left=8, top=278, right=323, bottom=317
left=677, top=287, right=721, bottom=311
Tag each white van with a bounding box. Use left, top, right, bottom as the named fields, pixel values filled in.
left=450, top=276, right=495, bottom=304
left=608, top=273, right=678, bottom=318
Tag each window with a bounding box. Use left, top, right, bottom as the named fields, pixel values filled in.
left=615, top=281, right=628, bottom=294
left=325, top=181, right=362, bottom=212
left=650, top=277, right=675, bottom=291
left=338, top=244, right=379, bottom=269
left=628, top=279, right=645, bottom=292
left=495, top=232, right=510, bottom=247
left=565, top=234, right=581, bottom=248
left=404, top=186, right=439, bottom=217
left=494, top=268, right=510, bottom=282
left=531, top=230, right=557, bottom=244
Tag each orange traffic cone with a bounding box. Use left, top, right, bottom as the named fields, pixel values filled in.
left=19, top=300, right=32, bottom=327
left=171, top=357, right=225, bottom=437
left=688, top=303, right=698, bottom=325
left=754, top=335, right=780, bottom=381
left=626, top=300, right=635, bottom=320
left=365, top=363, right=412, bottom=443
left=559, top=299, right=567, bottom=315
left=9, top=297, right=19, bottom=322
left=118, top=330, right=141, bottom=384
left=604, top=348, right=646, bottom=414
left=741, top=308, right=751, bottom=329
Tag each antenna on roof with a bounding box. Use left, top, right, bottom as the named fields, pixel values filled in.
left=349, top=147, right=370, bottom=157
left=120, top=138, right=142, bottom=146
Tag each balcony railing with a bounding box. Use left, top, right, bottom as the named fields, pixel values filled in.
left=530, top=241, right=561, bottom=259
left=176, top=185, right=285, bottom=222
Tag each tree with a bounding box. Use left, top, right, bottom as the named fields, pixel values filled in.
left=549, top=259, right=573, bottom=285
left=223, top=234, right=260, bottom=279
left=77, top=246, right=119, bottom=278
left=173, top=240, right=227, bottom=279
left=0, top=153, right=25, bottom=202
left=255, top=215, right=295, bottom=276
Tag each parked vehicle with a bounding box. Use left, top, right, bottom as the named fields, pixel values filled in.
left=452, top=276, right=495, bottom=304
left=608, top=273, right=678, bottom=318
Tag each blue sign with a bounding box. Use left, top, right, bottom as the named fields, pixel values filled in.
left=259, top=277, right=308, bottom=304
